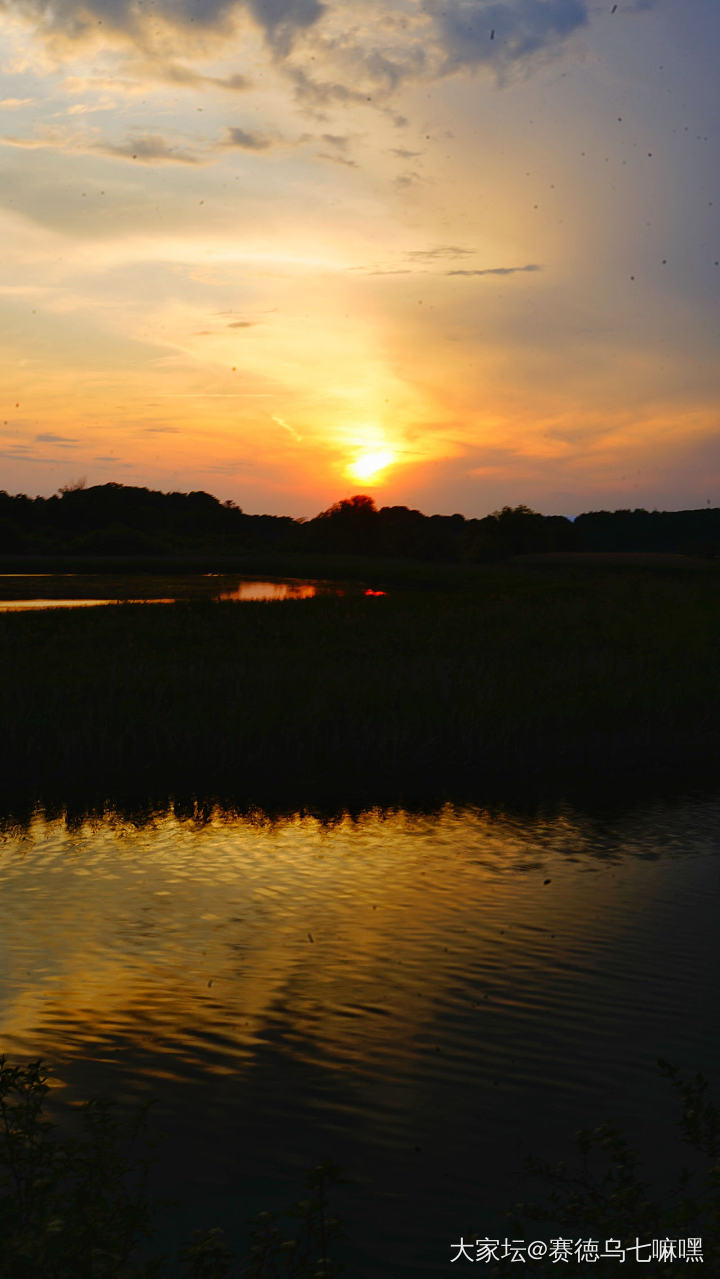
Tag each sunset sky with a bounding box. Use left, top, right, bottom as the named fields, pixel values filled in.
left=1, top=0, right=718, bottom=516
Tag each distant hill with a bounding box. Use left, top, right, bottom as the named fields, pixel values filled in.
left=0, top=483, right=718, bottom=561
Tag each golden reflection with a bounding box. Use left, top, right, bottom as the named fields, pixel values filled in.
left=216, top=581, right=317, bottom=602
left=0, top=805, right=654, bottom=1089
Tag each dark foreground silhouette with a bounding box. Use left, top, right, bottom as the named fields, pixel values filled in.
left=1, top=484, right=719, bottom=562
left=0, top=558, right=718, bottom=813
left=1, top=1055, right=717, bottom=1277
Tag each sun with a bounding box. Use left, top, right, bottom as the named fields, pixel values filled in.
left=345, top=448, right=396, bottom=484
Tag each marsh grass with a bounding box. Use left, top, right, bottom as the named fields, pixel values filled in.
left=1, top=562, right=718, bottom=812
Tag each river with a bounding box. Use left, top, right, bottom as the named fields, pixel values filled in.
left=1, top=795, right=718, bottom=1272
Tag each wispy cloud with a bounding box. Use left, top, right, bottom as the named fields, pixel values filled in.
left=316, top=151, right=358, bottom=167
left=447, top=263, right=542, bottom=277
left=272, top=414, right=302, bottom=442
left=289, top=66, right=372, bottom=110
left=0, top=127, right=203, bottom=164
left=93, top=133, right=203, bottom=163
left=406, top=245, right=475, bottom=261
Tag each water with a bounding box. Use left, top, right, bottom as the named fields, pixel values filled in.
left=1, top=796, right=719, bottom=1273
left=0, top=575, right=337, bottom=611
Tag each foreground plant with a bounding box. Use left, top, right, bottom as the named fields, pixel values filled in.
left=181, top=1162, right=346, bottom=1279
left=0, top=1055, right=345, bottom=1279
left=0, top=1055, right=158, bottom=1279
left=503, top=1060, right=720, bottom=1275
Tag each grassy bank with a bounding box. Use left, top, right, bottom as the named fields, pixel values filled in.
left=1, top=560, right=719, bottom=813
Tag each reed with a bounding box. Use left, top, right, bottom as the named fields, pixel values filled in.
left=1, top=561, right=718, bottom=812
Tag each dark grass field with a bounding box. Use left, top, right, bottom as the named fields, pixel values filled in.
left=1, top=558, right=719, bottom=816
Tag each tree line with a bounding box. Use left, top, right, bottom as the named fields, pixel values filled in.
left=0, top=483, right=718, bottom=560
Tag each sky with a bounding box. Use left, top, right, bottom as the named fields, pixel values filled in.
left=1, top=0, right=719, bottom=517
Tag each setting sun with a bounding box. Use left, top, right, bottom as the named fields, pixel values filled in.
left=346, top=449, right=396, bottom=484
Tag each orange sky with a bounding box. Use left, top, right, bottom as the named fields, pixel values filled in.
left=1, top=0, right=719, bottom=515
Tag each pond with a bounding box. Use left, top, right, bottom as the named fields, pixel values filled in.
left=1, top=794, right=719, bottom=1274
left=0, top=574, right=345, bottom=611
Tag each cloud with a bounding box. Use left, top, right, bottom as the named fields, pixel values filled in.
left=0, top=98, right=34, bottom=109
left=35, top=433, right=78, bottom=443
left=151, top=62, right=252, bottom=91
left=0, top=451, right=65, bottom=463
left=407, top=245, right=475, bottom=261
left=289, top=66, right=371, bottom=109
left=0, top=130, right=78, bottom=150
left=60, top=66, right=250, bottom=99
left=429, top=0, right=589, bottom=74
left=272, top=413, right=302, bottom=442
left=0, top=0, right=325, bottom=57
left=395, top=170, right=423, bottom=188
left=227, top=320, right=257, bottom=327
left=316, top=151, right=358, bottom=167
left=350, top=254, right=542, bottom=277
left=321, top=132, right=351, bottom=149
left=94, top=133, right=203, bottom=163
left=222, top=127, right=274, bottom=150
left=249, top=0, right=325, bottom=54
left=0, top=127, right=203, bottom=163
left=447, top=263, right=542, bottom=276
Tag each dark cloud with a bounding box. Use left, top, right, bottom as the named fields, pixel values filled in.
left=447, top=263, right=541, bottom=276
left=227, top=320, right=257, bottom=327
left=430, top=0, right=589, bottom=73
left=94, top=133, right=202, bottom=163
left=390, top=147, right=422, bottom=159
left=35, top=432, right=78, bottom=443
left=222, top=127, right=274, bottom=150
left=0, top=0, right=324, bottom=56
left=248, top=0, right=324, bottom=54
